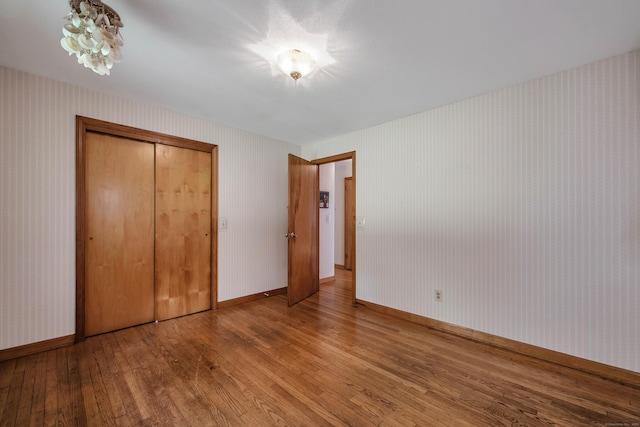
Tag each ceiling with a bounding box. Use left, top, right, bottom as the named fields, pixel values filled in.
left=1, top=1, right=639, bottom=145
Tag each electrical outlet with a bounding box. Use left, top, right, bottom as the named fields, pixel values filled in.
left=435, top=290, right=442, bottom=302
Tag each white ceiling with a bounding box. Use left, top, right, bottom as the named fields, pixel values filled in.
left=1, top=0, right=639, bottom=145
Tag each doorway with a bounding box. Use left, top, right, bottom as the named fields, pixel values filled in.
left=313, top=152, right=356, bottom=305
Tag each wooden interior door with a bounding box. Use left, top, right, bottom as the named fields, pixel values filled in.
left=287, top=154, right=319, bottom=306
left=85, top=132, right=155, bottom=336
left=344, top=177, right=355, bottom=271
left=155, top=144, right=212, bottom=320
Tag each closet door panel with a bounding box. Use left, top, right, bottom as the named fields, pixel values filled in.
left=85, top=133, right=155, bottom=336
left=155, top=145, right=211, bottom=320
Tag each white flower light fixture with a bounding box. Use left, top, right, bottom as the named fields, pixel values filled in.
left=276, top=49, right=316, bottom=81
left=60, top=0, right=123, bottom=76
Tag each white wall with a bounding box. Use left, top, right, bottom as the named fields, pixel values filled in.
left=0, top=65, right=299, bottom=350
left=302, top=50, right=640, bottom=373
left=334, top=160, right=352, bottom=266
left=319, top=163, right=335, bottom=279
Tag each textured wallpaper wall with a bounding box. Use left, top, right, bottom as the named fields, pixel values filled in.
left=303, top=50, right=640, bottom=372
left=0, top=66, right=297, bottom=350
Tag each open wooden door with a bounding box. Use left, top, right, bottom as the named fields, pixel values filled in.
left=287, top=154, right=319, bottom=306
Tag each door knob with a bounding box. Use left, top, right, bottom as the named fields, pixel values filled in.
left=285, top=232, right=297, bottom=238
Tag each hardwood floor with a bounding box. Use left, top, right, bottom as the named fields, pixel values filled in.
left=1, top=269, right=639, bottom=426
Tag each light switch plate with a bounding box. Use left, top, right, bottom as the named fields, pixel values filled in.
left=356, top=216, right=365, bottom=230
left=219, top=217, right=228, bottom=231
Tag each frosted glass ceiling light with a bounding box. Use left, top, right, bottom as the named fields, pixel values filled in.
left=276, top=49, right=316, bottom=81
left=60, top=0, right=123, bottom=76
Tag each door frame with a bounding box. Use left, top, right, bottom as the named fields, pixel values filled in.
left=75, top=116, right=218, bottom=342
left=344, top=177, right=354, bottom=271
left=312, top=151, right=356, bottom=305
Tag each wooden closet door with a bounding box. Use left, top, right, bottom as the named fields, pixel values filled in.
left=155, top=144, right=211, bottom=320
left=85, top=133, right=155, bottom=336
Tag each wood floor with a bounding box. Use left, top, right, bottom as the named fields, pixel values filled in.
left=1, top=269, right=639, bottom=426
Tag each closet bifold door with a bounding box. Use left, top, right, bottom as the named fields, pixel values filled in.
left=155, top=144, right=212, bottom=321
left=85, top=132, right=155, bottom=336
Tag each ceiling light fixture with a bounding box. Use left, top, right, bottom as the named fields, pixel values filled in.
left=276, top=49, right=316, bottom=81
left=60, top=0, right=123, bottom=76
